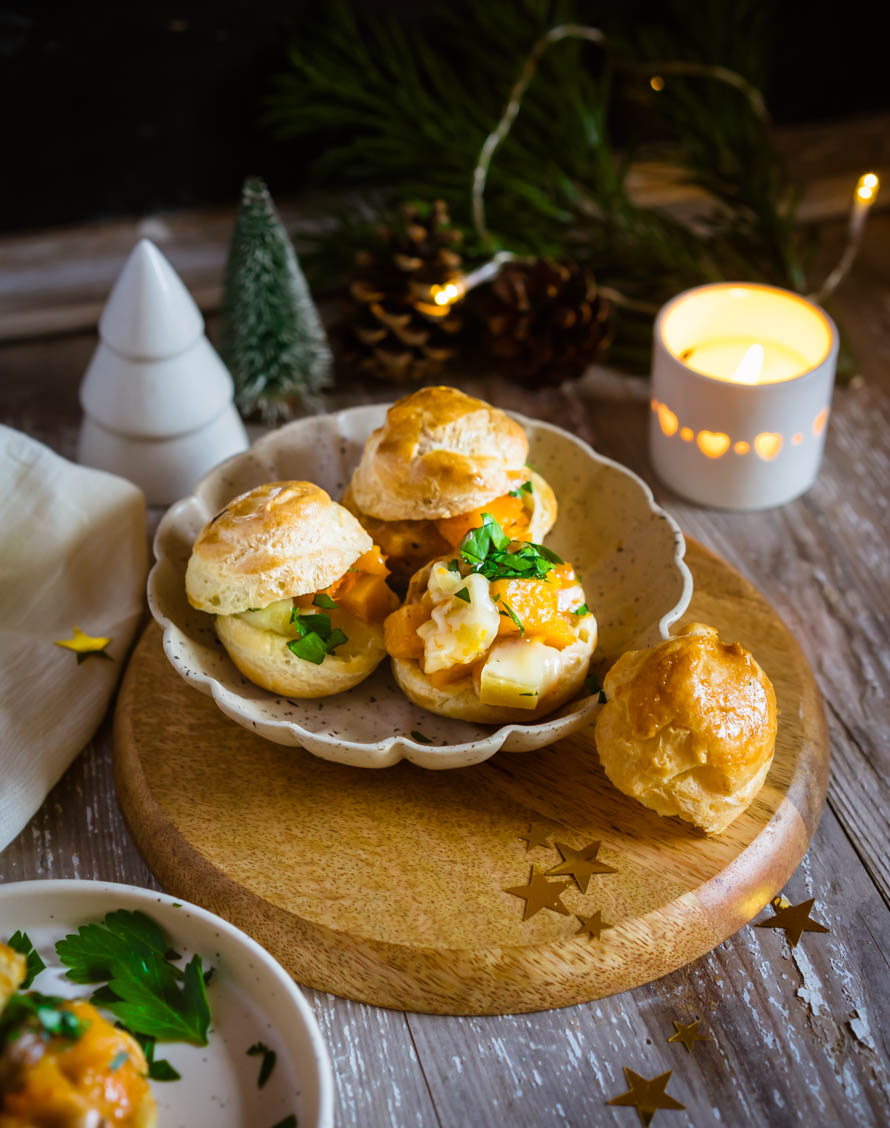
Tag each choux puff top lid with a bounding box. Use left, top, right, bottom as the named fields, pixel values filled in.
left=185, top=481, right=373, bottom=616
left=349, top=386, right=529, bottom=521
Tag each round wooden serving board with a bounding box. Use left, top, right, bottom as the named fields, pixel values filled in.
left=114, top=540, right=829, bottom=1015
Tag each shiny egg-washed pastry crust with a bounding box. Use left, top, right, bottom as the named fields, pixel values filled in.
left=594, top=622, right=777, bottom=835
left=349, top=386, right=529, bottom=521
left=185, top=481, right=372, bottom=616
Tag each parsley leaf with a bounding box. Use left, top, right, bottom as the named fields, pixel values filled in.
left=56, top=910, right=178, bottom=985
left=410, top=730, right=433, bottom=744
left=446, top=558, right=461, bottom=573
left=6, top=930, right=46, bottom=989
left=56, top=912, right=210, bottom=1045
left=453, top=587, right=471, bottom=603
left=288, top=612, right=348, bottom=665
left=101, top=954, right=210, bottom=1045
left=247, top=1041, right=277, bottom=1088
left=123, top=1028, right=181, bottom=1081
left=458, top=515, right=562, bottom=582
left=149, top=1058, right=182, bottom=1081
left=312, top=592, right=338, bottom=609
left=509, top=479, right=534, bottom=497
left=572, top=603, right=589, bottom=616
left=500, top=603, right=525, bottom=636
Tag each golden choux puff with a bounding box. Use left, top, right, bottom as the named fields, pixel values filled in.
left=594, top=623, right=777, bottom=834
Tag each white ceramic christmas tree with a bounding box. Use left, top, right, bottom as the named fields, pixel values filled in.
left=77, top=239, right=248, bottom=504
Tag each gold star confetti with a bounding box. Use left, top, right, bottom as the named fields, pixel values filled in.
left=607, top=1068, right=685, bottom=1126
left=518, top=824, right=552, bottom=851
left=756, top=896, right=829, bottom=948
left=576, top=910, right=612, bottom=940
left=546, top=840, right=617, bottom=893
left=667, top=1019, right=707, bottom=1053
left=54, top=626, right=112, bottom=665
left=504, top=867, right=571, bottom=921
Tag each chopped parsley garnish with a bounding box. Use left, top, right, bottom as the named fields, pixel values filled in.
left=458, top=514, right=562, bottom=581
left=519, top=691, right=538, bottom=697
left=109, top=1050, right=128, bottom=1072
left=312, top=592, right=338, bottom=609
left=454, top=587, right=471, bottom=603
left=0, top=992, right=89, bottom=1047
left=499, top=603, right=525, bottom=636
left=572, top=603, right=589, bottom=616
left=585, top=673, right=607, bottom=704
left=247, top=1041, right=277, bottom=1088
left=6, top=930, right=46, bottom=988
left=410, top=730, right=433, bottom=744
left=446, top=558, right=461, bottom=573
left=509, top=479, right=534, bottom=497
left=288, top=611, right=348, bottom=665
left=124, top=1029, right=181, bottom=1081
left=56, top=910, right=211, bottom=1046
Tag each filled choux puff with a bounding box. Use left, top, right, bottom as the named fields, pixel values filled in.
left=383, top=511, right=596, bottom=724
left=594, top=623, right=777, bottom=835
left=343, top=386, right=557, bottom=588
left=185, top=481, right=399, bottom=698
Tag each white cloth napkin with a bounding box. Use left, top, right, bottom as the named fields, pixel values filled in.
left=0, top=426, right=147, bottom=852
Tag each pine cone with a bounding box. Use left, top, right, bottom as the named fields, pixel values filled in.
left=477, top=260, right=613, bottom=384
left=343, top=200, right=464, bottom=383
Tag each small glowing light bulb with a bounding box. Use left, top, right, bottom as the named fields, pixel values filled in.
left=855, top=172, right=880, bottom=203
left=650, top=75, right=664, bottom=91
left=433, top=282, right=461, bottom=306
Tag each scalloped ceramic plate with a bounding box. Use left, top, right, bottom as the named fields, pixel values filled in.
left=148, top=406, right=692, bottom=769
left=0, top=880, right=334, bottom=1128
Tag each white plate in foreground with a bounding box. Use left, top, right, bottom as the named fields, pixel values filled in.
left=0, top=880, right=334, bottom=1128
left=149, top=406, right=692, bottom=769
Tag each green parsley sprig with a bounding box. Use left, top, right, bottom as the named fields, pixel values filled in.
left=459, top=513, right=563, bottom=581
left=55, top=910, right=211, bottom=1046
left=508, top=479, right=534, bottom=497
left=247, top=1040, right=277, bottom=1088
left=288, top=611, right=348, bottom=665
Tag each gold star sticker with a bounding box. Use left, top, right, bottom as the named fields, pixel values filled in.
left=576, top=909, right=612, bottom=940
left=54, top=626, right=113, bottom=665
left=518, top=824, right=552, bottom=852
left=667, top=1019, right=707, bottom=1053
left=504, top=867, right=571, bottom=921
left=546, top=840, right=617, bottom=894
left=756, top=897, right=829, bottom=947
left=607, top=1068, right=685, bottom=1127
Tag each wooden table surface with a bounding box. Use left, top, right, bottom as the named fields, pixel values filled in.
left=1, top=205, right=889, bottom=1127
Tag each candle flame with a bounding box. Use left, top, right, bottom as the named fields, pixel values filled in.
left=732, top=343, right=764, bottom=385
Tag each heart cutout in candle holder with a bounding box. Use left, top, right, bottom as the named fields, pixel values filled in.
left=812, top=408, right=829, bottom=436
left=754, top=432, right=783, bottom=461
left=657, top=403, right=679, bottom=436
left=696, top=430, right=731, bottom=459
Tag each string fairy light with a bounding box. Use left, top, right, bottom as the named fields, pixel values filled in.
left=425, top=22, right=879, bottom=315
left=810, top=172, right=881, bottom=303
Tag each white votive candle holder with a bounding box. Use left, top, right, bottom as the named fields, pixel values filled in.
left=649, top=282, right=838, bottom=510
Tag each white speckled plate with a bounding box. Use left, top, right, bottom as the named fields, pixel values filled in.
left=0, top=880, right=333, bottom=1128
left=148, top=406, right=692, bottom=769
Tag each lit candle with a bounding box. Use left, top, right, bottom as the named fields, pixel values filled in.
left=649, top=282, right=838, bottom=509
